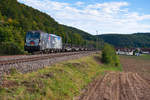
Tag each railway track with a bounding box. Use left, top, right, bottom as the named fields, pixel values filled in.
left=0, top=51, right=93, bottom=66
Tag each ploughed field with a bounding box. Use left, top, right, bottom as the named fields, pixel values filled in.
left=120, top=55, right=150, bottom=84
left=77, top=55, right=150, bottom=100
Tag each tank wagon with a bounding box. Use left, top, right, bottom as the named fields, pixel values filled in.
left=25, top=31, right=62, bottom=53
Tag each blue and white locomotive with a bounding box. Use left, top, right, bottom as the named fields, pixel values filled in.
left=25, top=31, right=62, bottom=53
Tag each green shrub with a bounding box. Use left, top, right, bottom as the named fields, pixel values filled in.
left=0, top=42, right=25, bottom=55
left=9, top=67, right=19, bottom=75
left=101, top=44, right=120, bottom=67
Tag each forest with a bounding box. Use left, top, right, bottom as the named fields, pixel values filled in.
left=0, top=0, right=102, bottom=55
left=98, top=33, right=150, bottom=48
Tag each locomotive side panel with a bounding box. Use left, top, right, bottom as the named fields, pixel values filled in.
left=54, top=36, right=62, bottom=49
left=49, top=34, right=62, bottom=49
left=40, top=33, right=48, bottom=50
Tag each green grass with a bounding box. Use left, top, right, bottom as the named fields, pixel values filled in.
left=120, top=54, right=150, bottom=60
left=139, top=54, right=150, bottom=60
left=0, top=53, right=122, bottom=100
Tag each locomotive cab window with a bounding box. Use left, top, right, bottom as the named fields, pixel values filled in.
left=26, top=32, right=40, bottom=39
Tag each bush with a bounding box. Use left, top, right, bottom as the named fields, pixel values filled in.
left=0, top=42, right=25, bottom=55
left=101, top=44, right=120, bottom=67
left=9, top=67, right=19, bottom=75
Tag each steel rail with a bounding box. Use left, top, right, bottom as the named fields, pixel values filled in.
left=0, top=51, right=91, bottom=66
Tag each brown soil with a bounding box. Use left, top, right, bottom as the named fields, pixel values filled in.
left=77, top=72, right=150, bottom=100
left=120, top=56, right=150, bottom=84
left=77, top=56, right=150, bottom=100
left=1, top=80, right=18, bottom=88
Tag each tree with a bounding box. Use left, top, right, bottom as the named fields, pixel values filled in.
left=0, top=26, right=14, bottom=42
left=102, top=44, right=120, bottom=67
left=0, top=12, right=2, bottom=20
left=0, top=42, right=24, bottom=55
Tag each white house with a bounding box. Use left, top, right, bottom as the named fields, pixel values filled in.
left=116, top=49, right=134, bottom=56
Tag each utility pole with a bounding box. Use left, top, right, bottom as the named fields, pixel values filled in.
left=96, top=30, right=98, bottom=51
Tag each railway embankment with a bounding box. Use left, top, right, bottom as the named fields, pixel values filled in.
left=0, top=53, right=122, bottom=100
left=0, top=51, right=94, bottom=84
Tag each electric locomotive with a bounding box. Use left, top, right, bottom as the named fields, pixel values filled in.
left=25, top=31, right=62, bottom=53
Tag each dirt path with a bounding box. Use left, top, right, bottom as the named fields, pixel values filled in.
left=77, top=72, right=150, bottom=100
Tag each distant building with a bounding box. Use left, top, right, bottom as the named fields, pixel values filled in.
left=116, top=48, right=134, bottom=56
left=141, top=48, right=150, bottom=54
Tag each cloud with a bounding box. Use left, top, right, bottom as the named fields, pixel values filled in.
left=18, top=0, right=150, bottom=34
left=86, top=2, right=129, bottom=14
left=75, top=1, right=84, bottom=6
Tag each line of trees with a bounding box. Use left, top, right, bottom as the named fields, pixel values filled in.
left=99, top=33, right=150, bottom=48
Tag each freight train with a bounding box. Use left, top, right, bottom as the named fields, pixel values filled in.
left=24, top=31, right=93, bottom=53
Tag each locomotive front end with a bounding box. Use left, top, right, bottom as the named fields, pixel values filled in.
left=25, top=31, right=41, bottom=53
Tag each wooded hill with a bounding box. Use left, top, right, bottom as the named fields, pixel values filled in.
left=1, top=0, right=150, bottom=55
left=98, top=33, right=150, bottom=48
left=0, top=0, right=102, bottom=55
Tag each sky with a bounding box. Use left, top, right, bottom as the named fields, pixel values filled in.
left=18, top=0, right=150, bottom=35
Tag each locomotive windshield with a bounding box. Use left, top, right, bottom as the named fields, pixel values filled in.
left=26, top=32, right=40, bottom=39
